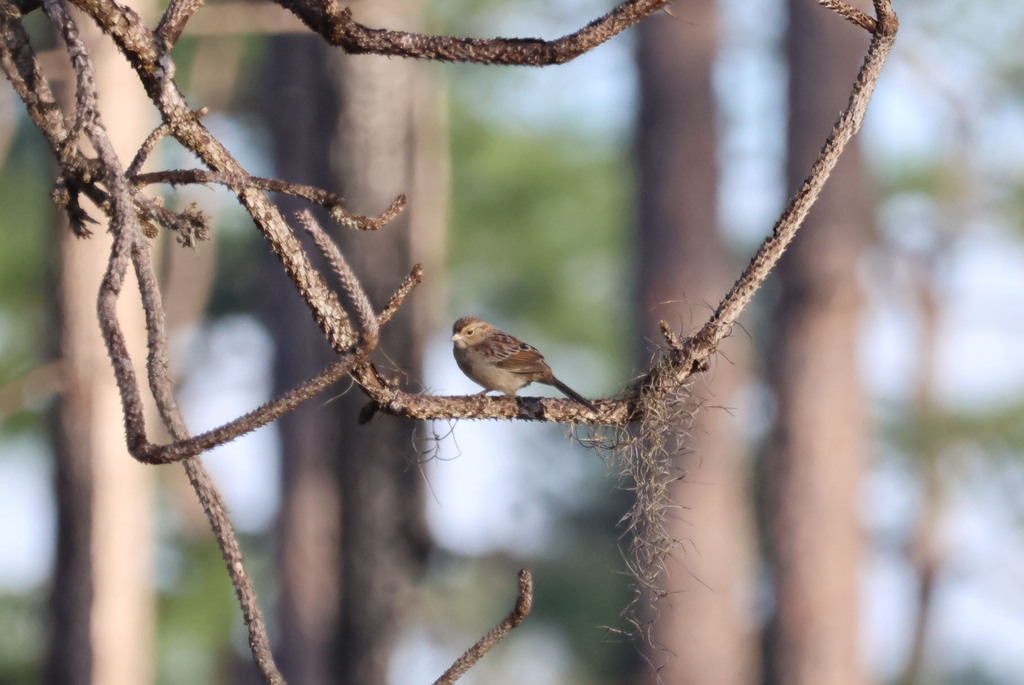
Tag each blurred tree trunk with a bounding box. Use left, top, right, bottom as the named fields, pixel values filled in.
left=260, top=34, right=341, bottom=685
left=47, top=231, right=96, bottom=685
left=635, top=6, right=759, bottom=685
left=262, top=0, right=434, bottom=681
left=762, top=3, right=873, bottom=685
left=47, top=3, right=158, bottom=682
left=327, top=3, right=432, bottom=680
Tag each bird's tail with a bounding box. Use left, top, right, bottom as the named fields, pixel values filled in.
left=550, top=378, right=598, bottom=414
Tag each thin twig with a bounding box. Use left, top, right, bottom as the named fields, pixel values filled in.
left=135, top=358, right=356, bottom=464
left=130, top=238, right=284, bottom=683
left=432, top=570, right=533, bottom=685
left=133, top=168, right=407, bottom=231
left=70, top=0, right=358, bottom=352
left=659, top=320, right=683, bottom=352
left=378, top=263, right=423, bottom=326
left=65, top=171, right=211, bottom=243
left=42, top=4, right=285, bottom=678
left=0, top=0, right=69, bottom=150
left=41, top=0, right=153, bottom=460
left=127, top=119, right=173, bottom=176
left=330, top=193, right=407, bottom=231
left=136, top=195, right=210, bottom=245
left=816, top=0, right=876, bottom=32
left=155, top=0, right=205, bottom=47
left=297, top=210, right=379, bottom=349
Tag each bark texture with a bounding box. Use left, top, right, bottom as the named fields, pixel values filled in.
left=261, top=34, right=343, bottom=685
left=327, top=3, right=431, bottom=680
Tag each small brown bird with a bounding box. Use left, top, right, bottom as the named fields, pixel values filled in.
left=451, top=316, right=597, bottom=412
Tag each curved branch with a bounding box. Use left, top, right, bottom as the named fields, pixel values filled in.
left=355, top=1, right=899, bottom=428
left=281, top=0, right=670, bottom=65
left=132, top=168, right=407, bottom=230
left=0, top=0, right=68, bottom=149
left=131, top=238, right=283, bottom=683
left=41, top=1, right=285, bottom=678
left=69, top=0, right=359, bottom=353
left=433, top=570, right=533, bottom=685
left=134, top=357, right=356, bottom=465
left=638, top=1, right=898, bottom=398
left=0, top=0, right=900, bottom=678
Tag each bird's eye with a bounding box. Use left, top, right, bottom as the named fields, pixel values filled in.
left=465, top=328, right=475, bottom=336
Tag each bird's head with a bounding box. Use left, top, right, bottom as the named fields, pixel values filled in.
left=451, top=316, right=492, bottom=348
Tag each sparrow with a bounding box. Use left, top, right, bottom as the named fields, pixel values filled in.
left=451, top=316, right=597, bottom=413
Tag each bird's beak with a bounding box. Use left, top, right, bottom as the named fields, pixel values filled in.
left=450, top=332, right=461, bottom=343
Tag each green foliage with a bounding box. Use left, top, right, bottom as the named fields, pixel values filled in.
left=0, top=120, right=57, bottom=434
left=0, top=592, right=43, bottom=684
left=157, top=535, right=271, bottom=685
left=890, top=401, right=1024, bottom=464
left=435, top=5, right=639, bottom=679
left=530, top=533, right=640, bottom=680
left=205, top=225, right=268, bottom=319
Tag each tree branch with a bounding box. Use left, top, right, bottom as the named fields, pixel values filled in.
left=282, top=0, right=671, bottom=65
left=432, top=570, right=533, bottom=685
left=156, top=0, right=205, bottom=48
left=298, top=210, right=380, bottom=349
left=816, top=0, right=876, bottom=32
left=632, top=0, right=898, bottom=402
left=132, top=168, right=407, bottom=231
left=0, top=0, right=900, bottom=680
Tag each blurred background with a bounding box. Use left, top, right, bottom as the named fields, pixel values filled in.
left=1, top=0, right=1024, bottom=683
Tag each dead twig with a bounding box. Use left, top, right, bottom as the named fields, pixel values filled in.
left=132, top=168, right=407, bottom=231
left=156, top=0, right=205, bottom=47
left=816, top=0, right=877, bottom=32
left=432, top=570, right=534, bottom=685
left=130, top=235, right=282, bottom=682
left=378, top=263, right=424, bottom=326
left=41, top=2, right=284, bottom=679
left=297, top=210, right=380, bottom=349
left=0, top=0, right=900, bottom=680
left=280, top=0, right=671, bottom=65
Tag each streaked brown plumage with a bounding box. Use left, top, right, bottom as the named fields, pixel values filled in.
left=450, top=316, right=597, bottom=412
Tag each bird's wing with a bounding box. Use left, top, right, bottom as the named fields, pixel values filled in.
left=491, top=334, right=551, bottom=376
